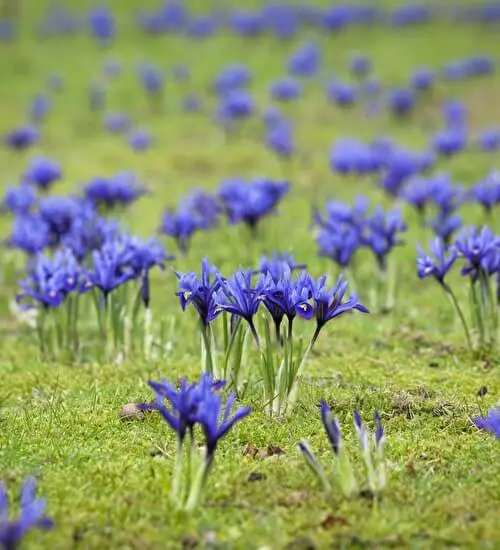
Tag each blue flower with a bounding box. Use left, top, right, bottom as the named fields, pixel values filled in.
left=270, top=77, right=302, bottom=102
left=432, top=129, right=467, bottom=157
left=443, top=100, right=467, bottom=130
left=428, top=174, right=464, bottom=216
left=266, top=123, right=294, bottom=158
left=147, top=373, right=224, bottom=443
left=137, top=63, right=164, bottom=95
left=85, top=243, right=136, bottom=300
left=83, top=173, right=146, bottom=210
left=214, top=270, right=271, bottom=342
left=230, top=10, right=264, bottom=37
left=195, top=389, right=252, bottom=461
left=24, top=157, right=61, bottom=191
left=218, top=178, right=289, bottom=234
left=325, top=80, right=358, bottom=107
left=310, top=275, right=368, bottom=341
left=1, top=185, right=37, bottom=214
left=256, top=252, right=306, bottom=283
left=387, top=88, right=415, bottom=117
left=400, top=176, right=436, bottom=216
left=473, top=406, right=500, bottom=438
left=104, top=113, right=131, bottom=134
left=186, top=15, right=217, bottom=39
left=217, top=90, right=254, bottom=123
left=411, top=68, right=434, bottom=91
left=429, top=212, right=462, bottom=246
left=315, top=223, right=360, bottom=269
left=263, top=270, right=314, bottom=338
left=287, top=42, right=320, bottom=77
left=0, top=476, right=54, bottom=550
left=263, top=3, right=298, bottom=39
left=320, top=400, right=341, bottom=455
left=349, top=55, right=371, bottom=78
left=39, top=196, right=82, bottom=244
left=6, top=214, right=51, bottom=256
left=128, top=129, right=152, bottom=152
left=416, top=238, right=457, bottom=284
left=176, top=259, right=221, bottom=326
left=476, top=128, right=500, bottom=152
left=17, top=249, right=82, bottom=310
left=213, top=65, right=252, bottom=95
left=362, top=207, right=407, bottom=270
left=88, top=6, right=114, bottom=44
left=455, top=226, right=498, bottom=278
left=469, top=171, right=500, bottom=213
left=4, top=126, right=39, bottom=150
left=330, top=139, right=381, bottom=175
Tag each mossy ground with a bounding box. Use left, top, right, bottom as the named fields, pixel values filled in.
left=1, top=1, right=500, bottom=549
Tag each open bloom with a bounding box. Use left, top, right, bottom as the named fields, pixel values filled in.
left=416, top=238, right=457, bottom=284
left=311, top=275, right=368, bottom=343
left=24, top=157, right=61, bottom=191
left=0, top=477, right=54, bottom=550
left=176, top=259, right=222, bottom=325
left=455, top=226, right=498, bottom=278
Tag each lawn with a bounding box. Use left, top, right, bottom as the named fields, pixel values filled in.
left=1, top=1, right=500, bottom=549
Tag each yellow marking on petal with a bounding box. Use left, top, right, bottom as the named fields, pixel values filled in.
left=183, top=291, right=192, bottom=300
left=299, top=304, right=308, bottom=311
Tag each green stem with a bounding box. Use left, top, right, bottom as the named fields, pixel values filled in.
left=443, top=283, right=472, bottom=350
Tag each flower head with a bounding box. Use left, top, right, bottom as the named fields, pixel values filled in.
left=24, top=157, right=61, bottom=191
left=6, top=214, right=51, bottom=256
left=455, top=226, right=498, bottom=278
left=5, top=126, right=39, bottom=151
left=0, top=476, right=54, bottom=550
left=256, top=252, right=306, bottom=283
left=83, top=173, right=146, bottom=210
left=270, top=77, right=302, bottom=102
left=1, top=185, right=37, bottom=215
left=176, top=259, right=222, bottom=325
left=320, top=400, right=341, bottom=455
left=416, top=238, right=456, bottom=284
left=473, top=406, right=500, bottom=438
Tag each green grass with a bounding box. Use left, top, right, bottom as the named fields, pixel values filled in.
left=1, top=1, right=500, bottom=549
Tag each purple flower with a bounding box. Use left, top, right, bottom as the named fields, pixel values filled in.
left=326, top=80, right=358, bottom=107
left=429, top=212, right=462, bottom=246
left=287, top=42, right=320, bottom=77
left=266, top=122, right=294, bottom=158
left=315, top=223, right=360, bottom=269
left=213, top=65, right=252, bottom=95
left=476, top=128, right=500, bottom=152
left=270, top=77, right=302, bottom=102
left=455, top=226, right=498, bottom=278
left=473, top=407, right=500, bottom=438
left=1, top=185, right=37, bottom=214
left=0, top=476, right=54, bottom=550
left=416, top=238, right=457, bottom=284
left=217, top=90, right=254, bottom=123
left=88, top=6, right=114, bottom=44
left=443, top=100, right=467, bottom=130
left=195, top=388, right=252, bottom=461
left=411, top=68, right=434, bottom=91
left=175, top=258, right=221, bottom=326
left=213, top=270, right=271, bottom=339
left=256, top=252, right=306, bottom=282
left=24, top=157, right=61, bottom=191
left=432, top=129, right=467, bottom=157
left=218, top=178, right=289, bottom=234
left=128, top=129, right=152, bottom=152
left=4, top=126, right=39, bottom=150
left=182, top=94, right=201, bottom=113
left=387, top=88, right=415, bottom=117
left=362, top=207, right=407, bottom=270
left=104, top=113, right=131, bottom=134
left=349, top=55, right=371, bottom=78
left=137, top=63, right=164, bottom=95
left=310, top=274, right=368, bottom=343
left=469, top=171, right=500, bottom=213
left=320, top=400, right=341, bottom=455
left=6, top=214, right=51, bottom=256
left=83, top=172, right=146, bottom=210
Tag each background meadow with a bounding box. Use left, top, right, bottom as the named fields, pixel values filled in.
left=1, top=0, right=500, bottom=548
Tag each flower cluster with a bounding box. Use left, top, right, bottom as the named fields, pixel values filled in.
left=416, top=225, right=500, bottom=350
left=144, top=373, right=252, bottom=511
left=314, top=199, right=407, bottom=311
left=175, top=256, right=368, bottom=416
